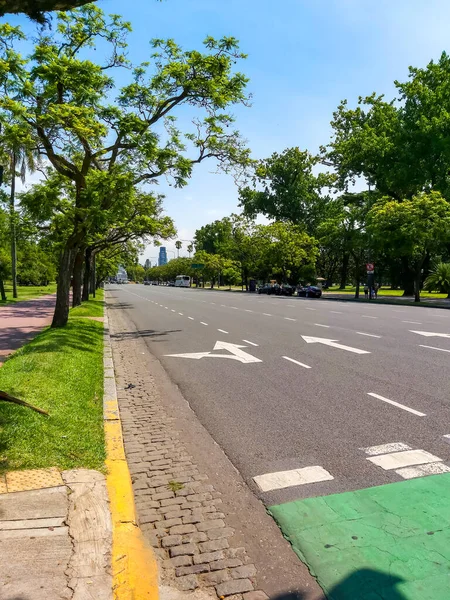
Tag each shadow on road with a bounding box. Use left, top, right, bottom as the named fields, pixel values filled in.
left=270, top=569, right=406, bottom=600
left=112, top=329, right=182, bottom=342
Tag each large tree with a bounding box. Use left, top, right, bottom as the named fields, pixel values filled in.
left=0, top=6, right=250, bottom=327
left=0, top=0, right=94, bottom=22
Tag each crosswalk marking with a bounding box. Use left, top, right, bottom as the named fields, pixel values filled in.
left=362, top=442, right=411, bottom=456
left=367, top=449, right=442, bottom=470
left=396, top=463, right=450, bottom=479
left=253, top=466, right=333, bottom=492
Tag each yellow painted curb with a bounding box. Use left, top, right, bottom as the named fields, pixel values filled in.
left=104, top=347, right=159, bottom=599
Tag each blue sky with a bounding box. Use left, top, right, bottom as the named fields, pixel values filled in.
left=8, top=0, right=450, bottom=262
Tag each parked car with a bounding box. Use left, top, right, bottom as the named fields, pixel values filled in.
left=168, top=281, right=176, bottom=287
left=280, top=284, right=295, bottom=296
left=144, top=280, right=150, bottom=285
left=297, top=285, right=322, bottom=298
left=258, top=284, right=274, bottom=294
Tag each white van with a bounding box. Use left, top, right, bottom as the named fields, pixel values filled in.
left=175, top=275, right=190, bottom=288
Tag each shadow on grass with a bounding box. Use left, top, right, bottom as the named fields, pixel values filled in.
left=4, top=320, right=103, bottom=363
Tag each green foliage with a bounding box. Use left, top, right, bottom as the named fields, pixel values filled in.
left=424, top=262, right=450, bottom=296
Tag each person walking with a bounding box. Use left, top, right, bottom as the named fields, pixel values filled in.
left=364, top=284, right=369, bottom=299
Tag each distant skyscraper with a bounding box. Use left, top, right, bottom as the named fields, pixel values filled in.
left=158, top=247, right=168, bottom=266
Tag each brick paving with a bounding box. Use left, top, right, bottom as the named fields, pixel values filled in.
left=109, top=317, right=267, bottom=599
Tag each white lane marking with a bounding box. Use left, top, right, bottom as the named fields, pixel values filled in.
left=242, top=339, right=258, bottom=346
left=284, top=317, right=296, bottom=321
left=165, top=306, right=169, bottom=309
left=393, top=310, right=407, bottom=313
left=230, top=306, right=239, bottom=310
left=178, top=312, right=183, bottom=316
left=245, top=309, right=253, bottom=313
left=287, top=305, right=295, bottom=308
left=330, top=311, right=343, bottom=314
left=263, top=313, right=272, bottom=316
left=396, top=463, right=450, bottom=479
left=210, top=302, right=216, bottom=305
left=402, top=320, right=422, bottom=324
left=253, top=466, right=333, bottom=492
left=356, top=331, right=381, bottom=338
left=314, top=323, right=330, bottom=328
left=362, top=442, right=411, bottom=456
left=188, top=317, right=194, bottom=320
left=419, top=344, right=450, bottom=353
left=200, top=322, right=208, bottom=326
left=282, top=356, right=311, bottom=369
left=302, top=336, right=370, bottom=355
left=221, top=304, right=227, bottom=307
left=362, top=315, right=377, bottom=319
left=410, top=330, right=450, bottom=338
left=171, top=309, right=176, bottom=312
left=443, top=434, right=450, bottom=441
left=167, top=342, right=263, bottom=364
left=367, top=449, right=442, bottom=470
left=305, top=308, right=316, bottom=311
left=217, top=329, right=229, bottom=334
left=367, top=392, right=426, bottom=417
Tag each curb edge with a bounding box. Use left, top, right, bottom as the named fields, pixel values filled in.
left=103, top=308, right=159, bottom=600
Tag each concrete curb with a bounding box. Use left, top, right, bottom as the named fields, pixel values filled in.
left=104, top=312, right=159, bottom=600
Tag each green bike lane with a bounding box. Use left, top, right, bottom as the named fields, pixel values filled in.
left=270, top=472, right=450, bottom=599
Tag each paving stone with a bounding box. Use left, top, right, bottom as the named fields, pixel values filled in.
left=210, top=558, right=243, bottom=571
left=230, top=565, right=257, bottom=579
left=164, top=555, right=193, bottom=569
left=208, top=527, right=235, bottom=540
left=160, top=497, right=187, bottom=507
left=182, top=515, right=203, bottom=525
left=139, top=512, right=162, bottom=524
left=200, top=569, right=231, bottom=586
left=155, top=518, right=183, bottom=529
left=243, top=592, right=269, bottom=600
left=177, top=575, right=199, bottom=591
left=216, top=579, right=254, bottom=596
left=153, top=491, right=174, bottom=501
left=175, top=564, right=210, bottom=577
left=170, top=525, right=197, bottom=535
left=161, top=535, right=183, bottom=548
left=199, top=538, right=230, bottom=553
left=182, top=532, right=208, bottom=544
left=193, top=550, right=225, bottom=565
left=170, top=543, right=197, bottom=557
left=197, top=519, right=226, bottom=532
left=164, top=509, right=191, bottom=520
left=186, top=493, right=213, bottom=503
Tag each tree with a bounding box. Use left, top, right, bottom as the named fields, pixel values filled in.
left=0, top=0, right=95, bottom=22
left=239, top=147, right=334, bottom=234
left=187, top=243, right=194, bottom=258
left=367, top=192, right=450, bottom=302
left=0, top=205, right=9, bottom=300
left=175, top=240, right=182, bottom=258
left=424, top=262, right=450, bottom=298
left=0, top=6, right=250, bottom=327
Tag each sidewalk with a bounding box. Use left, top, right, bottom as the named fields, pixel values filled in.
left=322, top=292, right=450, bottom=308
left=0, top=294, right=56, bottom=364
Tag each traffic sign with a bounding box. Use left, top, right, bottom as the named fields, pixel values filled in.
left=366, top=263, right=374, bottom=272
left=192, top=263, right=204, bottom=269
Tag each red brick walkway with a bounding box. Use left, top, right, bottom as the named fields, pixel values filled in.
left=0, top=295, right=56, bottom=365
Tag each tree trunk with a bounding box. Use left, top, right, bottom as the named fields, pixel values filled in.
left=401, top=257, right=415, bottom=296
left=92, top=253, right=96, bottom=298
left=414, top=267, right=422, bottom=303
left=82, top=247, right=92, bottom=302
left=0, top=278, right=6, bottom=301
left=52, top=244, right=76, bottom=328
left=339, top=252, right=349, bottom=289
left=10, top=152, right=18, bottom=299
left=72, top=249, right=84, bottom=308
left=353, top=253, right=360, bottom=299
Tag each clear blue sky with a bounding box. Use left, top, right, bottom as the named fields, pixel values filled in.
left=8, top=0, right=450, bottom=262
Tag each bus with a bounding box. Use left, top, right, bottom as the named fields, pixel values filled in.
left=175, top=275, right=191, bottom=287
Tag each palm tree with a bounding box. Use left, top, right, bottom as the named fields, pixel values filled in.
left=187, top=243, right=194, bottom=258
left=424, top=262, right=450, bottom=298
left=175, top=240, right=182, bottom=258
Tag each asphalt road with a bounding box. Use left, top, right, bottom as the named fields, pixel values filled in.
left=108, top=284, right=450, bottom=507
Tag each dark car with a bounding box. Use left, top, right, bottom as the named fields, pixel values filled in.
left=258, top=284, right=274, bottom=294
left=168, top=281, right=176, bottom=287
left=280, top=284, right=295, bottom=296
left=144, top=280, right=150, bottom=285
left=297, top=285, right=322, bottom=298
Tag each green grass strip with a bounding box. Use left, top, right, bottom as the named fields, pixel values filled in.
left=0, top=298, right=105, bottom=474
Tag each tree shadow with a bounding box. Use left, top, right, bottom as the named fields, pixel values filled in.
left=111, top=329, right=182, bottom=342
left=270, top=569, right=407, bottom=600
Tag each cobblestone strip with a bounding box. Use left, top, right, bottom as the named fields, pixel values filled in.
left=109, top=314, right=267, bottom=600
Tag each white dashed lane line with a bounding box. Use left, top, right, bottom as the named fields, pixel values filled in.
left=253, top=466, right=334, bottom=492
left=362, top=315, right=377, bottom=319
left=356, top=332, right=381, bottom=338
left=314, top=323, right=330, bottom=328
left=330, top=311, right=343, bottom=314
left=242, top=339, right=258, bottom=346
left=419, top=345, right=450, bottom=353
left=367, top=392, right=426, bottom=417
left=362, top=443, right=450, bottom=479
left=263, top=313, right=272, bottom=317
left=305, top=307, right=316, bottom=311
left=200, top=322, right=208, bottom=326
left=284, top=317, right=296, bottom=321
left=188, top=317, right=194, bottom=320
left=282, top=356, right=311, bottom=369
left=402, top=320, right=422, bottom=324
left=178, top=312, right=183, bottom=316
left=217, top=329, right=229, bottom=334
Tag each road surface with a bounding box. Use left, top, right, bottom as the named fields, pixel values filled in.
left=108, top=284, right=450, bottom=599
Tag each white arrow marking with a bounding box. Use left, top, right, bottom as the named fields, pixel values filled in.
left=165, top=341, right=262, bottom=364
left=301, top=335, right=370, bottom=355
left=410, top=330, right=450, bottom=338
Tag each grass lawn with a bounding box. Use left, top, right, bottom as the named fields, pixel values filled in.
left=325, top=285, right=447, bottom=299
left=70, top=287, right=105, bottom=317
left=0, top=282, right=57, bottom=305
left=0, top=292, right=105, bottom=474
